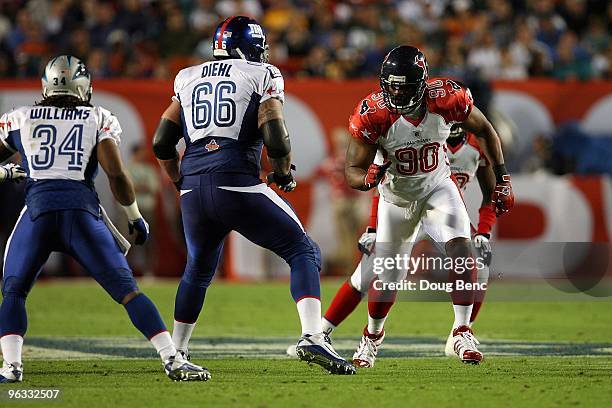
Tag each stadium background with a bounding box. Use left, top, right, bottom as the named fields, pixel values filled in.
left=0, top=0, right=611, bottom=282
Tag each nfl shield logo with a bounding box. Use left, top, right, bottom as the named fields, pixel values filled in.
left=414, top=131, right=421, bottom=138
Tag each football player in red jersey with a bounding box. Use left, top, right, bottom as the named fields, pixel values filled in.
left=339, top=45, right=512, bottom=366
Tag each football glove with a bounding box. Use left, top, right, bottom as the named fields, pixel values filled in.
left=357, top=227, right=377, bottom=256
left=364, top=161, right=391, bottom=190
left=492, top=165, right=514, bottom=216
left=267, top=164, right=297, bottom=193
left=473, top=233, right=492, bottom=267
left=0, top=163, right=26, bottom=183
left=128, top=218, right=150, bottom=245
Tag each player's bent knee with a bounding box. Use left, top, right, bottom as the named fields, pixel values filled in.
left=97, top=268, right=139, bottom=303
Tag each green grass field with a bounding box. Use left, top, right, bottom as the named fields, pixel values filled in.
left=2, top=279, right=611, bottom=407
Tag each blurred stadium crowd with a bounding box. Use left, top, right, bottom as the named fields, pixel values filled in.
left=0, top=0, right=610, bottom=80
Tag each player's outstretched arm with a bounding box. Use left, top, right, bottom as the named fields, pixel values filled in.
left=345, top=136, right=381, bottom=191
left=98, top=138, right=149, bottom=245
left=461, top=106, right=514, bottom=216
left=153, top=100, right=183, bottom=189
left=258, top=98, right=296, bottom=192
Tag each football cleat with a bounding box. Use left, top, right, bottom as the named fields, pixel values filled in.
left=352, top=327, right=385, bottom=368
left=164, top=355, right=211, bottom=382
left=444, top=329, right=455, bottom=356
left=452, top=325, right=483, bottom=364
left=0, top=362, right=23, bottom=383
left=177, top=349, right=191, bottom=361
left=295, top=333, right=356, bottom=375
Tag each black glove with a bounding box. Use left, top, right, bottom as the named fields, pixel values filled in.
left=266, top=164, right=297, bottom=192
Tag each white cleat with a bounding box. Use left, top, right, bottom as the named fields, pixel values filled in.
left=164, top=354, right=211, bottom=381
left=295, top=333, right=356, bottom=375
left=452, top=325, right=483, bottom=364
left=444, top=329, right=455, bottom=356
left=352, top=327, right=385, bottom=368
left=0, top=362, right=23, bottom=383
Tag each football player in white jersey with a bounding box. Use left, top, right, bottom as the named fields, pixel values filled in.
left=342, top=45, right=514, bottom=366
left=0, top=56, right=208, bottom=382
left=287, top=126, right=498, bottom=361
left=152, top=16, right=355, bottom=375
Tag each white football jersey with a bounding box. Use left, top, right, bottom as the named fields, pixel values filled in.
left=0, top=105, right=121, bottom=181
left=173, top=59, right=284, bottom=144
left=447, top=133, right=488, bottom=190
left=172, top=59, right=284, bottom=176
left=349, top=79, right=474, bottom=205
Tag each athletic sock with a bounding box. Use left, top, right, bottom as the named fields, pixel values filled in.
left=172, top=321, right=196, bottom=352
left=123, top=293, right=168, bottom=340
left=0, top=335, right=23, bottom=366
left=174, top=280, right=207, bottom=324
left=321, top=317, right=336, bottom=335
left=452, top=304, right=473, bottom=329
left=150, top=331, right=176, bottom=362
left=367, top=315, right=387, bottom=336
left=323, top=281, right=362, bottom=330
left=296, top=297, right=323, bottom=335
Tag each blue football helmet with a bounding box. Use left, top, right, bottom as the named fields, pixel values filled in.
left=212, top=16, right=269, bottom=63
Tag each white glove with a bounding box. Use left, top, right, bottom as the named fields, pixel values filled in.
left=473, top=233, right=492, bottom=266
left=358, top=227, right=377, bottom=256
left=0, top=163, right=26, bottom=183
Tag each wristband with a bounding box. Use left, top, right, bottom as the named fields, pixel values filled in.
left=493, top=164, right=509, bottom=183
left=122, top=201, right=142, bottom=221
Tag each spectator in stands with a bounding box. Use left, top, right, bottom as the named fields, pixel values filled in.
left=553, top=31, right=592, bottom=80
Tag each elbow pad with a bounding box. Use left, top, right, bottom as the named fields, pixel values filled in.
left=261, top=119, right=291, bottom=158
left=152, top=119, right=182, bottom=160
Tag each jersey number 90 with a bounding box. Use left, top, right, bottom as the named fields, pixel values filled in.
left=192, top=81, right=237, bottom=129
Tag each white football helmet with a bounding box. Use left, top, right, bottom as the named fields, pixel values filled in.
left=41, top=55, right=92, bottom=102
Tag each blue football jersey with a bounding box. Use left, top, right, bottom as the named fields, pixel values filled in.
left=172, top=59, right=284, bottom=176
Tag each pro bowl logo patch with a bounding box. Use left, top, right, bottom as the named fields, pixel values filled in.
left=205, top=139, right=220, bottom=152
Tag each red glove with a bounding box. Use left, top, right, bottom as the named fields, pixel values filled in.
left=364, top=161, right=391, bottom=190
left=492, top=165, right=514, bottom=216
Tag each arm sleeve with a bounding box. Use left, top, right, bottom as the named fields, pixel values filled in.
left=97, top=108, right=122, bottom=145
left=260, top=65, right=285, bottom=104
left=477, top=203, right=497, bottom=235
left=0, top=112, right=17, bottom=152
left=368, top=193, right=380, bottom=229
